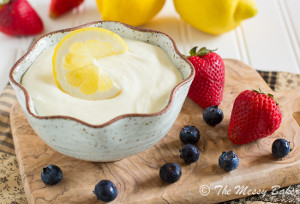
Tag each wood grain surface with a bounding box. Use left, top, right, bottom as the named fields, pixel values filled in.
left=10, top=59, right=300, bottom=203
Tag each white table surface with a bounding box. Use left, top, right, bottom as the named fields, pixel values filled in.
left=1, top=0, right=300, bottom=94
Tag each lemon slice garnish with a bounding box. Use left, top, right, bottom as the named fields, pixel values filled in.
left=52, top=27, right=128, bottom=100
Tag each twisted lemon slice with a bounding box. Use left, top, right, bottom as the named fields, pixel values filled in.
left=52, top=27, right=128, bottom=100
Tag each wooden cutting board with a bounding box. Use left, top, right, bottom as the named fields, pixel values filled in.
left=10, top=59, right=300, bottom=204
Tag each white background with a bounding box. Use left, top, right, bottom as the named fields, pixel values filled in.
left=1, top=0, right=300, bottom=94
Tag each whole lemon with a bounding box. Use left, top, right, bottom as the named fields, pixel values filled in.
left=174, top=0, right=258, bottom=35
left=96, top=0, right=166, bottom=26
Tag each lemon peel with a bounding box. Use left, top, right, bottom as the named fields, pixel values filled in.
left=95, top=0, right=166, bottom=26
left=174, top=0, right=258, bottom=35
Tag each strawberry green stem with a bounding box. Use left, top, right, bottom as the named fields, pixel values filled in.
left=188, top=46, right=217, bottom=57
left=252, top=88, right=279, bottom=105
left=252, top=88, right=265, bottom=94
left=0, top=0, right=9, bottom=9
left=0, top=0, right=9, bottom=5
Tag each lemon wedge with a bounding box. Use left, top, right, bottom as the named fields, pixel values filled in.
left=52, top=27, right=128, bottom=100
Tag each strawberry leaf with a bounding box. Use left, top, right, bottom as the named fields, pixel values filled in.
left=252, top=88, right=265, bottom=94
left=0, top=0, right=9, bottom=8
left=0, top=0, right=9, bottom=5
left=267, top=93, right=279, bottom=105
left=196, top=47, right=215, bottom=56
left=252, top=88, right=279, bottom=105
left=188, top=46, right=217, bottom=57
left=189, top=46, right=198, bottom=56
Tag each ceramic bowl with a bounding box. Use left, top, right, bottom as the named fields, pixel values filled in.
left=9, top=21, right=195, bottom=162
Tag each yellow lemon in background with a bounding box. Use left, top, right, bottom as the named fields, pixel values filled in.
left=95, top=0, right=166, bottom=26
left=174, top=0, right=258, bottom=35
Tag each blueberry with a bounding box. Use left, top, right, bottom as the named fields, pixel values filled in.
left=179, top=125, right=200, bottom=144
left=219, top=151, right=239, bottom=171
left=179, top=144, right=200, bottom=163
left=203, top=105, right=224, bottom=126
left=94, top=180, right=117, bottom=202
left=272, top=138, right=291, bottom=159
left=159, top=163, right=181, bottom=183
left=41, top=165, right=63, bottom=185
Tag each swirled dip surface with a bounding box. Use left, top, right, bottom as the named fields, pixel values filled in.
left=21, top=39, right=183, bottom=125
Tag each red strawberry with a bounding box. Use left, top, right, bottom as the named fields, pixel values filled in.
left=187, top=46, right=225, bottom=109
left=49, top=0, right=84, bottom=18
left=228, top=89, right=282, bottom=145
left=0, top=0, right=43, bottom=36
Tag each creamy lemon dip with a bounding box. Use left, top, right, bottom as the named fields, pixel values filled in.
left=21, top=39, right=183, bottom=125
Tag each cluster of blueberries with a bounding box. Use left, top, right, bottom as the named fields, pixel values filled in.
left=160, top=105, right=226, bottom=183
left=159, top=105, right=292, bottom=183
left=40, top=106, right=291, bottom=202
